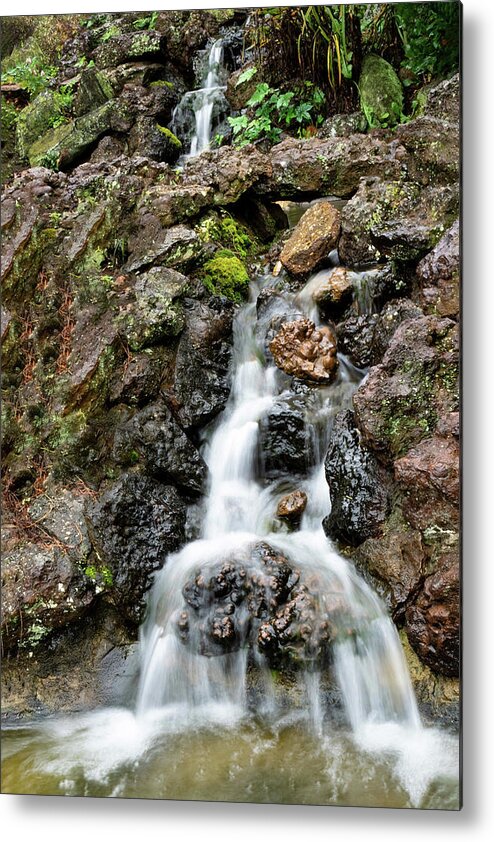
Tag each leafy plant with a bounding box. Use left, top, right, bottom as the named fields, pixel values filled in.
left=1, top=55, right=58, bottom=97
left=133, top=11, right=159, bottom=30
left=394, top=2, right=460, bottom=80
left=235, top=65, right=258, bottom=87
left=228, top=81, right=325, bottom=147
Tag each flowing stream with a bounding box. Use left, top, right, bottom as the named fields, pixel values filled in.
left=1, top=267, right=459, bottom=808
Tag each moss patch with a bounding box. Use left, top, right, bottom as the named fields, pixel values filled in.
left=201, top=249, right=250, bottom=303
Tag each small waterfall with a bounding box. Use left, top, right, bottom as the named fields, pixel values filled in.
left=136, top=269, right=422, bottom=745
left=172, top=38, right=229, bottom=157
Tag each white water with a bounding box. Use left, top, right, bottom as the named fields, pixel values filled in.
left=172, top=39, right=228, bottom=157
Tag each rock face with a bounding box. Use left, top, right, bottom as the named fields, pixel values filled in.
left=269, top=319, right=338, bottom=384
left=417, top=220, right=460, bottom=319
left=279, top=201, right=341, bottom=276
left=85, top=474, right=186, bottom=623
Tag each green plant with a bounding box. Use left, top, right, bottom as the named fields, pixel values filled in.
left=133, top=11, right=159, bottom=30
left=297, top=4, right=354, bottom=89
left=228, top=81, right=325, bottom=147
left=201, top=249, right=250, bottom=302
left=1, top=55, right=58, bottom=97
left=394, top=2, right=460, bottom=80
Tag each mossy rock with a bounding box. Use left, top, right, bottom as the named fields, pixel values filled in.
left=359, top=54, right=403, bottom=128
left=201, top=249, right=250, bottom=303
left=16, top=90, right=66, bottom=160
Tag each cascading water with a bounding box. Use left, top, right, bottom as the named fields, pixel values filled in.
left=1, top=266, right=459, bottom=809
left=172, top=38, right=229, bottom=157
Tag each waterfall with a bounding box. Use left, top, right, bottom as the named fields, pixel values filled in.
left=136, top=271, right=421, bottom=743
left=172, top=38, right=229, bottom=157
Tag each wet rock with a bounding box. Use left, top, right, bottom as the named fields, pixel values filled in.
left=93, top=29, right=166, bottom=69
left=73, top=66, right=115, bottom=116
left=323, top=410, right=391, bottom=546
left=394, top=433, right=460, bottom=533
left=276, top=490, right=308, bottom=525
left=124, top=219, right=203, bottom=274
left=225, top=62, right=259, bottom=110
left=27, top=488, right=92, bottom=558
left=85, top=474, right=186, bottom=624
left=89, top=134, right=128, bottom=163
left=66, top=308, right=120, bottom=410
left=359, top=55, right=403, bottom=128
left=1, top=544, right=94, bottom=655
left=182, top=144, right=271, bottom=205
left=172, top=298, right=234, bottom=429
left=353, top=316, right=459, bottom=461
left=259, top=392, right=313, bottom=479
left=339, top=177, right=459, bottom=267
left=417, top=219, right=460, bottom=319
left=16, top=90, right=66, bottom=160
left=312, top=266, right=354, bottom=320
left=261, top=134, right=407, bottom=199
left=112, top=401, right=207, bottom=494
left=338, top=298, right=423, bottom=370
left=108, top=347, right=174, bottom=406
left=353, top=519, right=424, bottom=617
left=405, top=551, right=460, bottom=677
left=255, top=286, right=302, bottom=359
left=418, top=73, right=460, bottom=123
left=128, top=117, right=182, bottom=164
left=139, top=182, right=214, bottom=228
left=279, top=201, right=341, bottom=276
left=119, top=265, right=188, bottom=351
left=269, top=318, right=338, bottom=384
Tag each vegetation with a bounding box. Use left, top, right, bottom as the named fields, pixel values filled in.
left=228, top=81, right=325, bottom=146
left=201, top=249, right=250, bottom=302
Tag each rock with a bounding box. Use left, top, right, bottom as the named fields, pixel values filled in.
left=269, top=318, right=338, bottom=384
left=405, top=551, right=460, bottom=677
left=353, top=316, right=459, bottom=462
left=16, top=90, right=66, bottom=160
left=417, top=219, right=460, bottom=319
left=259, top=392, right=313, bottom=479
left=225, top=62, right=259, bottom=110
left=279, top=201, right=341, bottom=276
left=92, top=29, right=166, bottom=69
left=318, top=111, right=368, bottom=138
left=339, top=177, right=460, bottom=266
left=396, top=115, right=459, bottom=186
left=85, top=474, right=186, bottom=624
left=1, top=544, right=94, bottom=655
left=353, top=519, right=424, bottom=617
left=27, top=489, right=92, bottom=558
left=128, top=117, right=182, bottom=163
left=359, top=54, right=404, bottom=128
left=276, top=490, right=308, bottom=524
left=418, top=73, right=460, bottom=123
left=119, top=265, right=189, bottom=351
left=399, top=628, right=460, bottom=725
left=108, top=347, right=174, bottom=406
left=139, top=182, right=215, bottom=228
left=66, top=308, right=120, bottom=410
left=394, top=433, right=460, bottom=533
left=27, top=99, right=134, bottom=169
left=73, top=66, right=115, bottom=116
left=171, top=298, right=234, bottom=429
left=312, top=267, right=354, bottom=317
left=337, top=298, right=423, bottom=370
left=89, top=134, right=127, bottom=163
left=124, top=220, right=203, bottom=274
left=263, top=135, right=407, bottom=199
left=112, top=401, right=207, bottom=494
left=182, top=144, right=272, bottom=205
left=323, top=410, right=391, bottom=546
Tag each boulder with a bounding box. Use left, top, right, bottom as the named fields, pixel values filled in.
left=119, top=265, right=189, bottom=351
left=269, top=318, right=338, bottom=384
left=339, top=177, right=460, bottom=266
left=405, top=551, right=460, bottom=677
left=337, top=298, right=423, bottom=369
left=225, top=63, right=259, bottom=110
left=416, top=219, right=460, bottom=319
left=276, top=490, right=308, bottom=524
left=171, top=298, right=234, bottom=429
left=279, top=201, right=341, bottom=276
left=73, top=66, right=115, bottom=116
left=85, top=473, right=186, bottom=624
left=112, top=401, right=207, bottom=494
left=92, top=29, right=166, bottom=69
left=128, top=117, right=182, bottom=163
left=124, top=219, right=204, bottom=274
left=318, top=111, right=368, bottom=138
left=259, top=391, right=313, bottom=480
left=359, top=54, right=404, bottom=128
left=323, top=410, right=391, bottom=546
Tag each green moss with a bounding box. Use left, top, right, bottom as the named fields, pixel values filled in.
left=156, top=124, right=182, bottom=149
left=149, top=79, right=173, bottom=89
left=196, top=211, right=255, bottom=259
left=201, top=249, right=250, bottom=303
left=359, top=54, right=404, bottom=128
left=85, top=563, right=113, bottom=588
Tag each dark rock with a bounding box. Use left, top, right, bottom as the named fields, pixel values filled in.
left=269, top=318, right=338, bottom=383
left=1, top=544, right=94, bottom=655
left=416, top=219, right=460, bottom=319
left=171, top=298, right=234, bottom=429
left=405, top=551, right=460, bottom=677
left=85, top=474, right=186, bottom=624
left=338, top=298, right=423, bottom=370
left=108, top=347, right=174, bottom=406
left=323, top=410, right=391, bottom=546
left=128, top=117, right=182, bottom=164
left=112, top=401, right=207, bottom=494
left=339, top=177, right=459, bottom=267
left=119, top=265, right=188, bottom=351
left=259, top=392, right=313, bottom=479
left=280, top=201, right=341, bottom=276
left=124, top=219, right=203, bottom=275
left=93, top=30, right=166, bottom=69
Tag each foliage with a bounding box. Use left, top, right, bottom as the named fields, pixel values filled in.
left=228, top=81, right=325, bottom=147
left=197, top=212, right=254, bottom=259
left=296, top=4, right=354, bottom=89
left=394, top=2, right=460, bottom=81
left=201, top=249, right=250, bottom=302
left=1, top=55, right=58, bottom=97
left=133, top=11, right=159, bottom=30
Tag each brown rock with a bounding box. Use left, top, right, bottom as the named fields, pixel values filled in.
left=417, top=220, right=460, bottom=319
left=313, top=266, right=353, bottom=305
left=276, top=490, right=308, bottom=523
left=279, top=201, right=341, bottom=276
left=405, top=551, right=460, bottom=677
left=269, top=318, right=338, bottom=384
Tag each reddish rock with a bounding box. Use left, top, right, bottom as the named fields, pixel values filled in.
left=279, top=201, right=341, bottom=276
left=417, top=220, right=460, bottom=319
left=269, top=318, right=338, bottom=384
left=276, top=490, right=308, bottom=523
left=354, top=525, right=424, bottom=617
left=313, top=266, right=353, bottom=305
left=405, top=551, right=460, bottom=677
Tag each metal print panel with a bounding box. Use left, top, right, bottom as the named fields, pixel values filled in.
left=1, top=2, right=461, bottom=809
